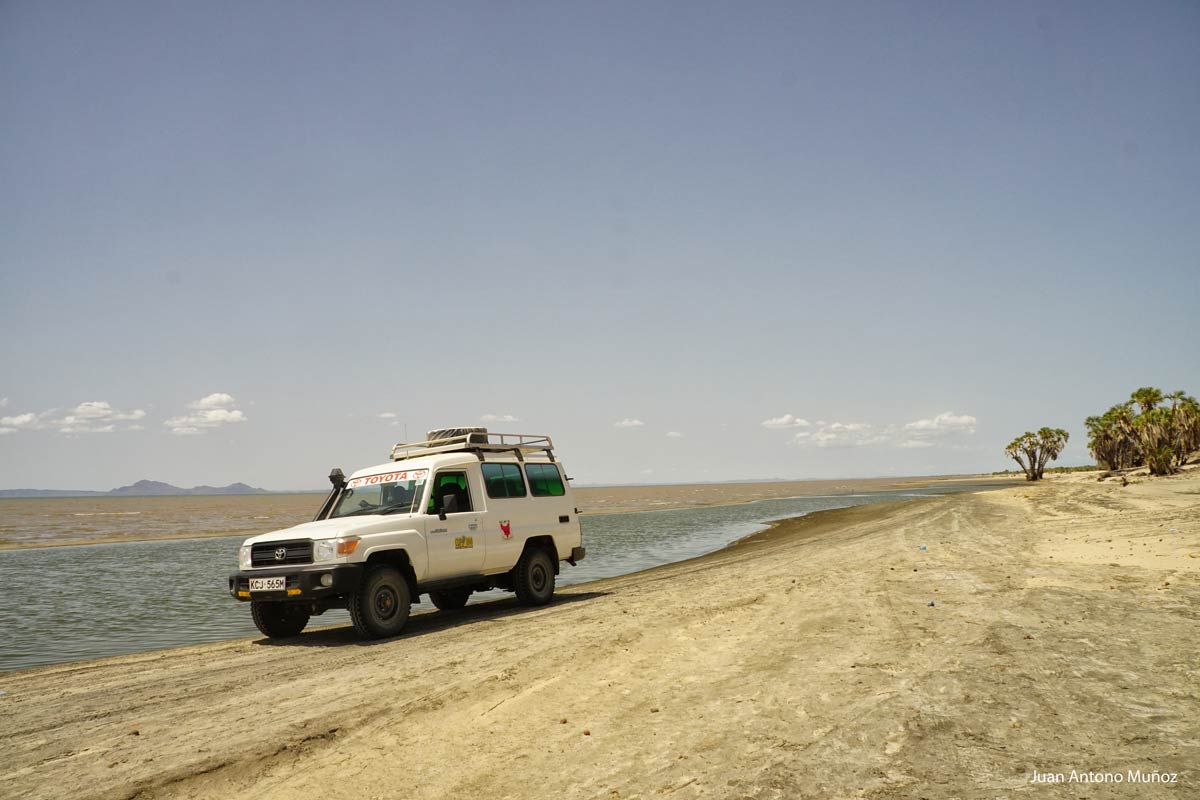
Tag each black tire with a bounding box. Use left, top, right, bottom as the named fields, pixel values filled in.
left=513, top=547, right=555, bottom=606
left=349, top=565, right=412, bottom=638
left=251, top=601, right=310, bottom=638
left=429, top=588, right=472, bottom=611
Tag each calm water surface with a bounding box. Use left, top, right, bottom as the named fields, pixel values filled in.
left=0, top=493, right=322, bottom=548
left=0, top=486, right=986, bottom=672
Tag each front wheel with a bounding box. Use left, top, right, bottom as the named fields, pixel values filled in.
left=349, top=565, right=412, bottom=638
left=251, top=601, right=310, bottom=638
left=430, top=588, right=472, bottom=611
left=513, top=547, right=555, bottom=606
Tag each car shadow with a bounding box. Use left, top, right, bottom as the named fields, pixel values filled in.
left=252, top=589, right=610, bottom=648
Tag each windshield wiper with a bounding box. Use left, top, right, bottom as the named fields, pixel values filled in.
left=377, top=503, right=414, bottom=515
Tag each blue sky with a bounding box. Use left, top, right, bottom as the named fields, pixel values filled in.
left=2, top=1, right=1198, bottom=490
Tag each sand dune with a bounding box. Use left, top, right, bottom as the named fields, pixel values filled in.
left=1, top=471, right=1196, bottom=798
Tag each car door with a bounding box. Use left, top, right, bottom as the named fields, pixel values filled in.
left=479, top=461, right=527, bottom=572
left=424, top=470, right=484, bottom=579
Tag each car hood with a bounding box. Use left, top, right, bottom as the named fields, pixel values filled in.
left=241, top=515, right=416, bottom=546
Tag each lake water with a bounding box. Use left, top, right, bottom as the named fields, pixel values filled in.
left=0, top=486, right=985, bottom=672
left=0, top=493, right=326, bottom=549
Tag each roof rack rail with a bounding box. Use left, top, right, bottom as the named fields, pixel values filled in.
left=391, top=430, right=556, bottom=463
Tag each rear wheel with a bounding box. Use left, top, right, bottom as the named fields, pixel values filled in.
left=251, top=601, right=310, bottom=638
left=429, top=588, right=472, bottom=611
left=349, top=565, right=411, bottom=638
left=513, top=547, right=555, bottom=606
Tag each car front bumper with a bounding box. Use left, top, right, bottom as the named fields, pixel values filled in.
left=229, top=564, right=363, bottom=602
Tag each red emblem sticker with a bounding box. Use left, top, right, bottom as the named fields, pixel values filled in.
left=500, top=520, right=512, bottom=539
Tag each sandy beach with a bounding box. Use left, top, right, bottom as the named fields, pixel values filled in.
left=1, top=470, right=1196, bottom=799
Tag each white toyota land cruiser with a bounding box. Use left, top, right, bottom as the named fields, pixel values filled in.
left=228, top=428, right=585, bottom=639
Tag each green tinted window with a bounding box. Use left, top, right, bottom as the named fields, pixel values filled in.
left=482, top=463, right=526, bottom=499
left=525, top=463, right=565, bottom=497
left=427, top=471, right=472, bottom=513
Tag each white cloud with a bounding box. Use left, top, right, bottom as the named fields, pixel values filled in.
left=895, top=411, right=978, bottom=449
left=666, top=431, right=684, bottom=438
left=57, top=401, right=146, bottom=433
left=0, top=397, right=7, bottom=408
left=613, top=418, right=645, bottom=428
left=0, top=401, right=147, bottom=435
left=165, top=393, right=247, bottom=435
left=1, top=409, right=53, bottom=433
left=379, top=412, right=397, bottom=419
left=192, top=392, right=237, bottom=410
left=0, top=411, right=41, bottom=430
left=70, top=401, right=144, bottom=421
left=794, top=421, right=889, bottom=448
left=778, top=410, right=978, bottom=449
left=481, top=414, right=520, bottom=423
left=761, top=414, right=811, bottom=429
left=896, top=439, right=935, bottom=449
left=903, top=412, right=977, bottom=435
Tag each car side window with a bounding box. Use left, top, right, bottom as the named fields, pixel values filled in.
left=428, top=471, right=473, bottom=513
left=482, top=463, right=527, bottom=499
left=525, top=463, right=565, bottom=497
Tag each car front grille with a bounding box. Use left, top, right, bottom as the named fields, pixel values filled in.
left=251, top=540, right=313, bottom=567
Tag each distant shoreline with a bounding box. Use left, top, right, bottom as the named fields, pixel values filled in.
left=0, top=479, right=279, bottom=499
left=0, top=474, right=1018, bottom=552
left=0, top=471, right=1018, bottom=499
left=0, top=489, right=325, bottom=499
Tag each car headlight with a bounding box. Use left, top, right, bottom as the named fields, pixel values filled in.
left=315, top=539, right=336, bottom=561
left=239, top=545, right=252, bottom=570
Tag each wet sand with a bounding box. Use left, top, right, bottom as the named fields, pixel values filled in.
left=1, top=469, right=1196, bottom=798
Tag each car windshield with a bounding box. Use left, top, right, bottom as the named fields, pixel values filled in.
left=329, top=469, right=428, bottom=519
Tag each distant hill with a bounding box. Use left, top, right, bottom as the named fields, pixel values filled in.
left=0, top=480, right=272, bottom=498
left=108, top=480, right=269, bottom=496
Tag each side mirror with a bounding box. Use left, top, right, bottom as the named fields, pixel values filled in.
left=442, top=493, right=459, bottom=515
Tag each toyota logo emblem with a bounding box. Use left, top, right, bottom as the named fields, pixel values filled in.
left=274, top=547, right=287, bottom=561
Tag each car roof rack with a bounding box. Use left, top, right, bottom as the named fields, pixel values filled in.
left=391, top=429, right=556, bottom=463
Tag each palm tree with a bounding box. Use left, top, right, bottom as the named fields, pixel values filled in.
left=1134, top=408, right=1175, bottom=475
left=1006, top=433, right=1038, bottom=481
left=1035, top=427, right=1070, bottom=477
left=1005, top=428, right=1070, bottom=481
left=1167, top=393, right=1200, bottom=467
left=1085, top=414, right=1110, bottom=467
left=1183, top=396, right=1200, bottom=462
left=1086, top=414, right=1119, bottom=470
left=1131, top=386, right=1164, bottom=414
left=1087, top=387, right=1198, bottom=477
left=1087, top=403, right=1139, bottom=470
left=1108, top=403, right=1139, bottom=468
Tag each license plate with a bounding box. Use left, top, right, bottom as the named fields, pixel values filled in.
left=249, top=576, right=286, bottom=592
